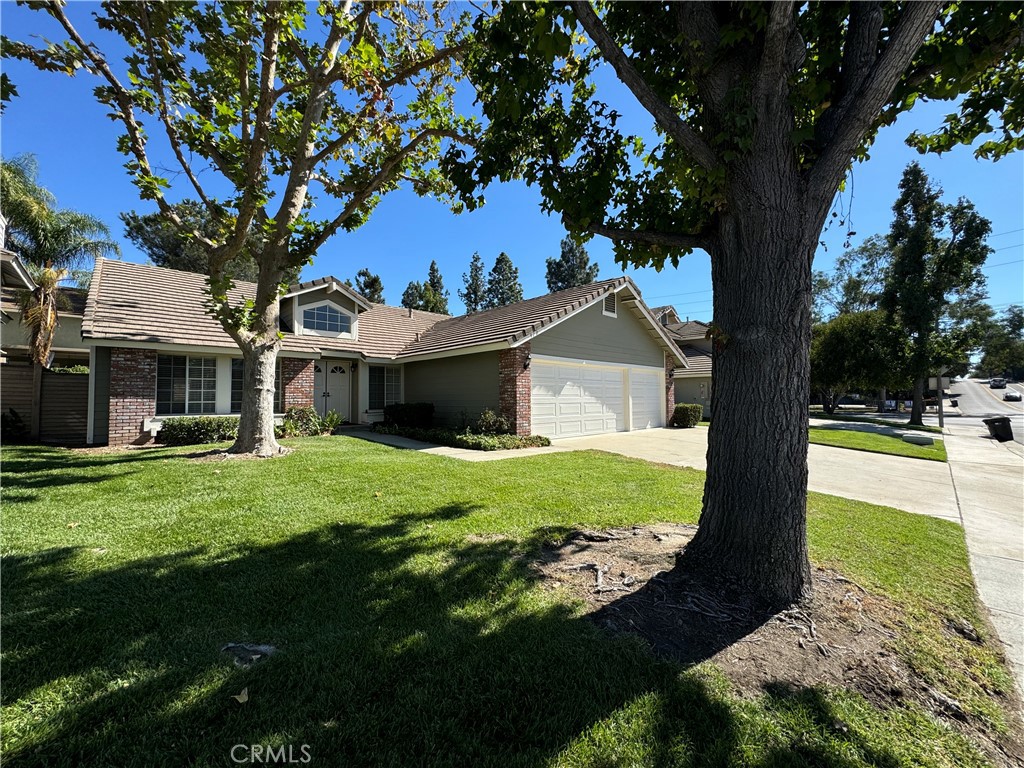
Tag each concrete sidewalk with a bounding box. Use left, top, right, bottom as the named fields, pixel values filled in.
left=942, top=420, right=1024, bottom=697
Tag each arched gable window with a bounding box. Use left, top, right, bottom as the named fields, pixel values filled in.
left=301, top=301, right=353, bottom=336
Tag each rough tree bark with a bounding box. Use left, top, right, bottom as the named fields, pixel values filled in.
left=226, top=263, right=287, bottom=456
left=680, top=160, right=821, bottom=608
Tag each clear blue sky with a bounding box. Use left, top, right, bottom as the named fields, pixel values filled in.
left=2, top=2, right=1021, bottom=320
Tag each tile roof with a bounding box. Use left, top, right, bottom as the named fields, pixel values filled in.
left=311, top=303, right=449, bottom=359
left=398, top=278, right=629, bottom=357
left=285, top=275, right=373, bottom=310
left=82, top=259, right=320, bottom=354
left=1, top=285, right=87, bottom=316
left=675, top=344, right=713, bottom=376
left=83, top=260, right=683, bottom=363
left=666, top=319, right=710, bottom=341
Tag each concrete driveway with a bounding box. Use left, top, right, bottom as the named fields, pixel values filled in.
left=558, top=427, right=960, bottom=522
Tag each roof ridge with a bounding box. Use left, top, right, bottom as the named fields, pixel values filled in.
left=82, top=256, right=106, bottom=336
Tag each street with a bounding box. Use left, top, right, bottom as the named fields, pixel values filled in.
left=946, top=378, right=1024, bottom=445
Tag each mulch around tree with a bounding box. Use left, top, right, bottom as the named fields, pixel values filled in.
left=530, top=524, right=1024, bottom=766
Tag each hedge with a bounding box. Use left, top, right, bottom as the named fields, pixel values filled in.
left=373, top=423, right=550, bottom=451
left=157, top=416, right=239, bottom=445
left=670, top=403, right=703, bottom=428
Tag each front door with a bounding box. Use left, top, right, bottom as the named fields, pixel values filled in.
left=314, top=360, right=351, bottom=420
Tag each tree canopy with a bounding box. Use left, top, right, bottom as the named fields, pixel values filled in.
left=459, top=251, right=486, bottom=313
left=444, top=2, right=1024, bottom=607
left=346, top=268, right=385, bottom=304
left=546, top=236, right=599, bottom=292
left=121, top=201, right=260, bottom=282
left=879, top=163, right=991, bottom=422
left=6, top=1, right=476, bottom=455
left=483, top=252, right=523, bottom=309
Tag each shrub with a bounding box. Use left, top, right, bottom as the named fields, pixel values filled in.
left=320, top=410, right=345, bottom=434
left=158, top=416, right=239, bottom=445
left=372, top=423, right=550, bottom=451
left=276, top=407, right=347, bottom=438
left=279, top=406, right=323, bottom=437
left=383, top=402, right=434, bottom=428
left=50, top=364, right=89, bottom=374
left=473, top=408, right=512, bottom=435
left=1, top=408, right=29, bottom=442
left=670, top=403, right=703, bottom=428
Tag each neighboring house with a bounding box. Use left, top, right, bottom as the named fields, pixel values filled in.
left=1, top=250, right=92, bottom=443
left=0, top=280, right=90, bottom=368
left=82, top=259, right=686, bottom=446
left=652, top=306, right=714, bottom=418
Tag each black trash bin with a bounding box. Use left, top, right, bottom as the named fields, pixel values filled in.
left=982, top=416, right=1014, bottom=442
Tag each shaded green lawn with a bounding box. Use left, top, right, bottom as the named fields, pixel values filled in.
left=809, top=426, right=948, bottom=461
left=811, top=428, right=946, bottom=462
left=0, top=438, right=1013, bottom=767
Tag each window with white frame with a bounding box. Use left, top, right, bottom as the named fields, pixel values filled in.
left=157, top=354, right=216, bottom=415
left=302, top=302, right=352, bottom=335
left=368, top=365, right=401, bottom=410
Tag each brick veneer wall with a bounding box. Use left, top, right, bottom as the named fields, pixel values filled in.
left=281, top=358, right=314, bottom=409
left=108, top=347, right=157, bottom=446
left=665, top=353, right=676, bottom=425
left=498, top=343, right=532, bottom=436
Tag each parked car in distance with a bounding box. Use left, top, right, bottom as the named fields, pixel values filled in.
left=990, top=377, right=1006, bottom=389
left=1003, top=390, right=1022, bottom=402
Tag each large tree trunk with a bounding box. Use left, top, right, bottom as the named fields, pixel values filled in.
left=908, top=376, right=925, bottom=426
left=230, top=337, right=286, bottom=456
left=225, top=262, right=288, bottom=457
left=677, top=165, right=816, bottom=610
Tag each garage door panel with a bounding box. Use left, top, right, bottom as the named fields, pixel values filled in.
left=532, top=361, right=626, bottom=439
left=629, top=370, right=664, bottom=430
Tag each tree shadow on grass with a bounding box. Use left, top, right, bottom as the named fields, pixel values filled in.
left=3, top=506, right=916, bottom=768
left=0, top=445, right=176, bottom=503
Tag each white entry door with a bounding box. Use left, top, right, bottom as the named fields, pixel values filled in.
left=531, top=361, right=625, bottom=439
left=314, top=361, right=351, bottom=419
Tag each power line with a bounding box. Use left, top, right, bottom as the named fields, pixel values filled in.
left=981, top=258, right=1023, bottom=271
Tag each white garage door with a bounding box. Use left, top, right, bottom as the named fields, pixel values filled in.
left=530, top=360, right=666, bottom=439
left=531, top=362, right=624, bottom=438
left=629, top=369, right=664, bottom=430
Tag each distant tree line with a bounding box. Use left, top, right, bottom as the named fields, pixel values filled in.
left=811, top=163, right=993, bottom=424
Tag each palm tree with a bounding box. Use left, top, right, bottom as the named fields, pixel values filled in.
left=18, top=265, right=69, bottom=366
left=2, top=155, right=119, bottom=365
left=1, top=154, right=54, bottom=251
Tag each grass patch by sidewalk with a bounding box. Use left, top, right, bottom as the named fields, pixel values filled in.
left=810, top=426, right=948, bottom=461
left=1, top=439, right=1016, bottom=767
left=810, top=410, right=944, bottom=434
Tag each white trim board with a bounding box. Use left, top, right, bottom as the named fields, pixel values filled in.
left=531, top=354, right=665, bottom=373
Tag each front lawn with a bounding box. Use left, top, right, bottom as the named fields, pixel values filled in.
left=1, top=438, right=1015, bottom=766
left=809, top=425, right=948, bottom=461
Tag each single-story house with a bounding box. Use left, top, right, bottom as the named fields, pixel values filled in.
left=77, top=259, right=686, bottom=446
left=652, top=306, right=713, bottom=417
